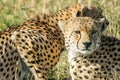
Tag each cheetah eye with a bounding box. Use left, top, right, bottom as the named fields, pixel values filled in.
left=74, top=30, right=81, bottom=34
left=92, top=30, right=98, bottom=35
left=76, top=11, right=81, bottom=17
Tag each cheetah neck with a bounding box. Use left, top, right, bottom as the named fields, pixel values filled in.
left=39, top=4, right=82, bottom=26
left=68, top=49, right=82, bottom=63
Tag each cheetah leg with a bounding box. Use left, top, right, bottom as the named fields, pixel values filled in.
left=26, top=64, right=48, bottom=80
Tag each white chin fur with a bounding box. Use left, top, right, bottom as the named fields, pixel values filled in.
left=79, top=50, right=94, bottom=55
left=68, top=43, right=100, bottom=63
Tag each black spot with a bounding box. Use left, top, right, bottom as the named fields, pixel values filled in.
left=79, top=77, right=83, bottom=79
left=76, top=60, right=79, bottom=63
left=16, top=34, right=20, bottom=37
left=40, top=54, right=43, bottom=57
left=116, top=41, right=120, bottom=45
left=35, top=22, right=39, bottom=26
left=73, top=72, right=77, bottom=75
left=108, top=44, right=113, bottom=47
left=31, top=41, right=35, bottom=45
left=50, top=49, right=53, bottom=53
left=47, top=62, right=49, bottom=65
left=39, top=38, right=42, bottom=43
left=94, top=68, right=99, bottom=71
left=71, top=65, right=74, bottom=69
left=106, top=65, right=108, bottom=68
left=25, top=42, right=28, bottom=46
left=114, top=53, right=117, bottom=56
left=31, top=61, right=36, bottom=64
left=45, top=40, right=48, bottom=44
left=22, top=46, right=26, bottom=49
left=87, top=70, right=92, bottom=74
left=50, top=60, right=53, bottom=63
left=94, top=76, right=97, bottom=78
left=3, top=73, right=6, bottom=76
left=21, top=39, right=25, bottom=42
left=9, top=46, right=12, bottom=50
left=5, top=63, right=8, bottom=67
left=11, top=67, right=14, bottom=71
left=118, top=48, right=120, bottom=51
left=6, top=74, right=9, bottom=78
left=116, top=68, right=120, bottom=71
left=53, top=56, right=55, bottom=59
left=85, top=64, right=89, bottom=67
left=0, top=68, right=4, bottom=71
left=2, top=36, right=4, bottom=39
left=112, top=47, right=116, bottom=51
left=12, top=77, right=15, bottom=80
left=104, top=71, right=107, bottom=74
left=4, top=58, right=6, bottom=62
left=41, top=21, right=46, bottom=24
left=83, top=60, right=87, bottom=63
left=6, top=53, right=9, bottom=57
left=1, top=41, right=4, bottom=44
left=90, top=60, right=94, bottom=63
left=113, top=58, right=116, bottom=61
left=84, top=75, right=89, bottom=79
left=27, top=51, right=33, bottom=55
left=0, top=46, right=2, bottom=49
left=32, top=55, right=35, bottom=58
left=48, top=54, right=51, bottom=58
left=78, top=65, right=81, bottom=68
left=118, top=58, right=120, bottom=61
left=25, top=35, right=28, bottom=38
left=40, top=45, right=43, bottom=49
left=108, top=61, right=111, bottom=64
left=36, top=70, right=40, bottom=73
left=0, top=63, right=3, bottom=67
left=42, top=75, right=45, bottom=79
left=109, top=54, right=113, bottom=57
left=76, top=11, right=81, bottom=17
left=80, top=70, right=83, bottom=73
left=44, top=45, right=47, bottom=49
left=115, top=62, right=118, bottom=65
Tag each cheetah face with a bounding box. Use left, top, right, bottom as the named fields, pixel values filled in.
left=58, top=17, right=106, bottom=56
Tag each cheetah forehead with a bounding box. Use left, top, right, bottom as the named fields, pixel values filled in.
left=66, top=17, right=95, bottom=30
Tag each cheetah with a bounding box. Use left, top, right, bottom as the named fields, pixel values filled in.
left=0, top=4, right=109, bottom=80
left=58, top=17, right=120, bottom=80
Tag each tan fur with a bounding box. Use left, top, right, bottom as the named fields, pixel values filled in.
left=0, top=4, right=109, bottom=80
left=59, top=17, right=120, bottom=80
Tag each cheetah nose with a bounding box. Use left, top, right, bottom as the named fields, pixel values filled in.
left=83, top=42, right=92, bottom=48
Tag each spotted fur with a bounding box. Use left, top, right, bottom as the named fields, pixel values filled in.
left=58, top=17, right=120, bottom=80
left=0, top=4, right=109, bottom=80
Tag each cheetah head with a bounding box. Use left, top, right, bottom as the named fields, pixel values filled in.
left=58, top=17, right=106, bottom=59
left=68, top=4, right=109, bottom=27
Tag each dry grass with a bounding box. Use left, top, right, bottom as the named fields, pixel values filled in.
left=0, top=0, right=120, bottom=80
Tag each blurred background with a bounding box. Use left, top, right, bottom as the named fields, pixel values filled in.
left=0, top=0, right=119, bottom=80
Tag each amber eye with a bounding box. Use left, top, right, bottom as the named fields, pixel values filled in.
left=74, top=30, right=81, bottom=34
left=92, top=30, right=97, bottom=35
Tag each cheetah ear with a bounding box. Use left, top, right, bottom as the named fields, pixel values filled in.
left=81, top=6, right=91, bottom=17
left=99, top=18, right=107, bottom=32
left=81, top=6, right=102, bottom=18
left=58, top=20, right=66, bottom=32
left=81, top=6, right=89, bottom=16
left=95, top=18, right=106, bottom=32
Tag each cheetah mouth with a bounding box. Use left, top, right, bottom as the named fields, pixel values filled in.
left=81, top=48, right=91, bottom=51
